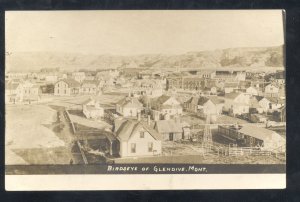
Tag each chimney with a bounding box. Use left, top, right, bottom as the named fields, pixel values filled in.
left=147, top=115, right=151, bottom=125
left=137, top=112, right=141, bottom=121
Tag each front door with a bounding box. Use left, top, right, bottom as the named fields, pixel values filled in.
left=169, top=133, right=174, bottom=141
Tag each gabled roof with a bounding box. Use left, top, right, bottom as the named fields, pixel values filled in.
left=115, top=119, right=161, bottom=141
left=209, top=96, right=225, bottom=105
left=116, top=97, right=143, bottom=108
left=154, top=120, right=183, bottom=134
left=238, top=125, right=276, bottom=141
left=197, top=97, right=210, bottom=106
left=58, top=79, right=80, bottom=87
left=186, top=96, right=224, bottom=106
left=155, top=95, right=172, bottom=105
left=6, top=82, right=20, bottom=90
left=265, top=97, right=285, bottom=104
left=225, top=92, right=242, bottom=100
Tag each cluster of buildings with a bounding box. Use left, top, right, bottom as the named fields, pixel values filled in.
left=6, top=67, right=286, bottom=158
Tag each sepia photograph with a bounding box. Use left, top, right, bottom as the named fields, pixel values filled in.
left=4, top=10, right=286, bottom=190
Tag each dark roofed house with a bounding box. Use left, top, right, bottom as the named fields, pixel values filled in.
left=154, top=119, right=190, bottom=141
left=114, top=119, right=162, bottom=157
left=184, top=96, right=224, bottom=120
left=54, top=79, right=80, bottom=96
left=151, top=95, right=183, bottom=118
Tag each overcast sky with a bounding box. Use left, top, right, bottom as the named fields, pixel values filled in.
left=5, top=10, right=284, bottom=55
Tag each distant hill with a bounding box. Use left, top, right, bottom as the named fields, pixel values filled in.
left=6, top=45, right=284, bottom=72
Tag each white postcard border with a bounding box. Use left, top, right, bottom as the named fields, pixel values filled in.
left=6, top=174, right=286, bottom=190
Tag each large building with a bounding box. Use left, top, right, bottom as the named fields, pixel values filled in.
left=54, top=79, right=80, bottom=96
left=166, top=76, right=205, bottom=91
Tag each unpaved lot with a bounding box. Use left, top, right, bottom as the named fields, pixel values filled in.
left=5, top=104, right=70, bottom=165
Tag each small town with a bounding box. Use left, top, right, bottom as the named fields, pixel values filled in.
left=5, top=65, right=286, bottom=165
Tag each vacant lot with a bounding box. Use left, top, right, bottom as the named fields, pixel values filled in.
left=5, top=104, right=69, bottom=165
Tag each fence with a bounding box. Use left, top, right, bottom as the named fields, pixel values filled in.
left=228, top=147, right=271, bottom=156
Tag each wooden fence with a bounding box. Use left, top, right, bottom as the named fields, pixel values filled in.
left=228, top=147, right=271, bottom=156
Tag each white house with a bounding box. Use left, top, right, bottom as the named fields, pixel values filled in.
left=22, top=81, right=41, bottom=102
left=152, top=95, right=183, bottom=117
left=5, top=81, right=24, bottom=103
left=224, top=82, right=239, bottom=94
left=224, top=92, right=250, bottom=116
left=54, top=79, right=80, bottom=96
left=264, top=84, right=279, bottom=97
left=258, top=97, right=285, bottom=113
left=116, top=97, right=143, bottom=117
left=72, top=72, right=86, bottom=83
left=80, top=80, right=99, bottom=95
left=82, top=97, right=104, bottom=119
left=114, top=119, right=162, bottom=157
left=184, top=96, right=224, bottom=121
left=246, top=86, right=259, bottom=96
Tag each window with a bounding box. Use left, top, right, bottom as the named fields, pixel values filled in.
left=148, top=142, right=153, bottom=152
left=131, top=143, right=136, bottom=153
left=140, top=132, right=144, bottom=138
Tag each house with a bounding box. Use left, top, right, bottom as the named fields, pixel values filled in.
left=224, top=82, right=239, bottom=94
left=258, top=97, right=285, bottom=113
left=184, top=96, right=224, bottom=120
left=274, top=71, right=285, bottom=86
left=22, top=82, right=41, bottom=102
left=264, top=83, right=279, bottom=97
left=152, top=95, right=183, bottom=118
left=246, top=86, right=259, bottom=96
left=5, top=81, right=24, bottom=103
left=113, top=119, right=162, bottom=157
left=134, top=79, right=164, bottom=98
left=54, top=79, right=80, bottom=96
left=80, top=80, right=99, bottom=94
left=116, top=97, right=143, bottom=117
left=154, top=119, right=190, bottom=141
left=82, top=97, right=104, bottom=119
left=72, top=72, right=86, bottom=83
left=223, top=92, right=250, bottom=116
